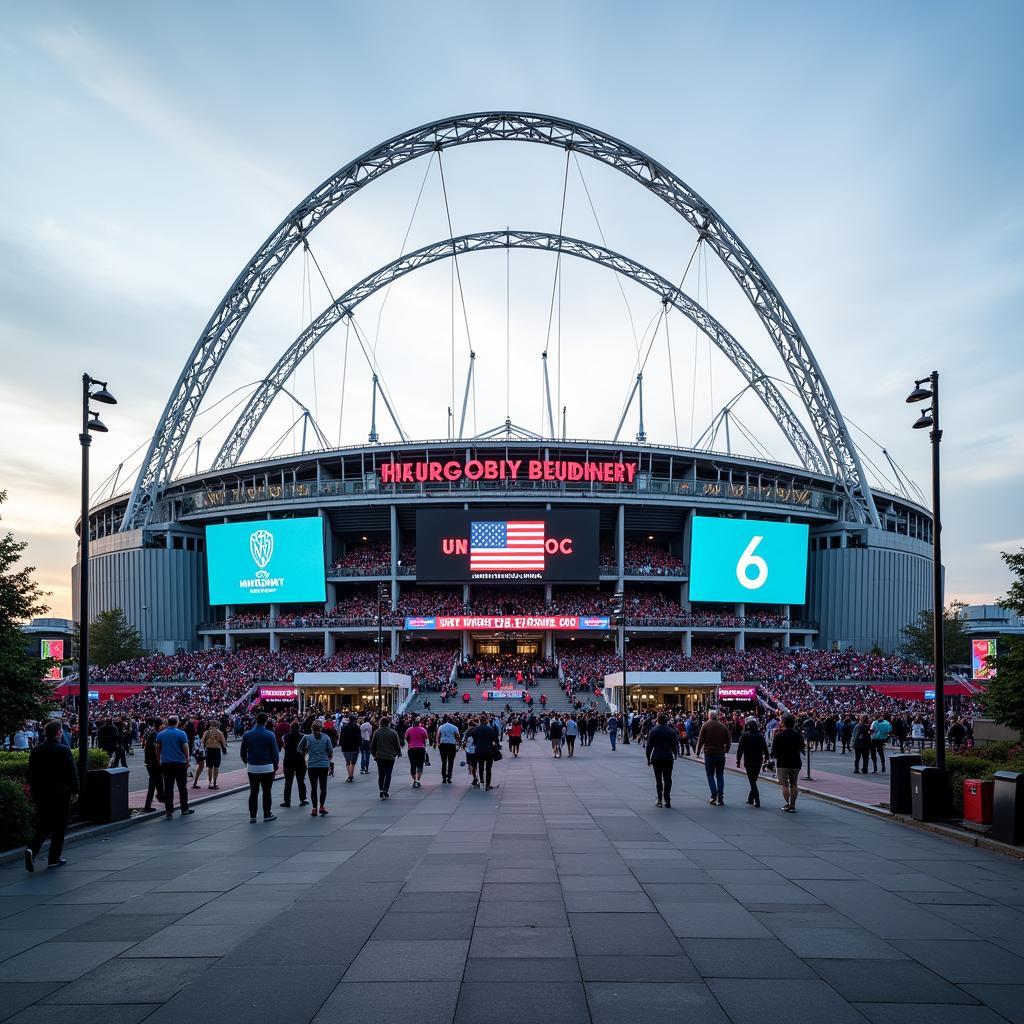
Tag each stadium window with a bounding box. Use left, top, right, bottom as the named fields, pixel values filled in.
left=829, top=536, right=840, bottom=549
left=173, top=536, right=184, bottom=550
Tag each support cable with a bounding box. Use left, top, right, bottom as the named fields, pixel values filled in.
left=542, top=150, right=572, bottom=427
left=506, top=228, right=511, bottom=420
left=337, top=319, right=350, bottom=446
left=437, top=151, right=474, bottom=357
left=664, top=309, right=680, bottom=446
left=372, top=152, right=436, bottom=356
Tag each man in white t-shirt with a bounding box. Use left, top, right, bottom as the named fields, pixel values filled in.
left=359, top=716, right=372, bottom=775
left=436, top=716, right=462, bottom=785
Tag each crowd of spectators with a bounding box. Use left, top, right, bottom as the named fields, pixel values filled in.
left=599, top=541, right=687, bottom=576
left=456, top=655, right=557, bottom=687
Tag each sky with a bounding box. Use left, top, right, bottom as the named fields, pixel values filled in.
left=1, top=0, right=1022, bottom=618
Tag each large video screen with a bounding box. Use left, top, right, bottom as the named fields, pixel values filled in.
left=206, top=517, right=326, bottom=605
left=416, top=509, right=599, bottom=583
left=689, top=516, right=809, bottom=605
left=972, top=638, right=997, bottom=681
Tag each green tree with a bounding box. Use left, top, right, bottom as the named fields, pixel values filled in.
left=87, top=608, right=144, bottom=667
left=901, top=600, right=970, bottom=665
left=0, top=491, right=55, bottom=736
left=979, top=549, right=1024, bottom=737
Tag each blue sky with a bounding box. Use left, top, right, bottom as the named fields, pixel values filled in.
left=1, top=0, right=1022, bottom=617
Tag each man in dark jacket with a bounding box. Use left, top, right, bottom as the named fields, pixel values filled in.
left=770, top=714, right=805, bottom=813
left=469, top=716, right=500, bottom=791
left=240, top=712, right=280, bottom=823
left=644, top=714, right=680, bottom=808
left=25, top=720, right=79, bottom=871
left=338, top=715, right=362, bottom=783
left=695, top=710, right=732, bottom=806
left=280, top=721, right=309, bottom=808
left=141, top=719, right=164, bottom=812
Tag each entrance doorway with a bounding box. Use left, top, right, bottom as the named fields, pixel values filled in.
left=473, top=636, right=542, bottom=658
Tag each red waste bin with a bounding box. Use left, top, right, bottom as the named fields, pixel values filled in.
left=963, top=779, right=994, bottom=824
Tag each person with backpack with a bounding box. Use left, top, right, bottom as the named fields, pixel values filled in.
left=852, top=714, right=872, bottom=774
left=736, top=718, right=770, bottom=808
left=549, top=715, right=565, bottom=758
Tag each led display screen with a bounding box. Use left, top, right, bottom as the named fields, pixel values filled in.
left=416, top=509, right=599, bottom=583
left=206, top=517, right=326, bottom=605
left=689, top=516, right=809, bottom=605
left=972, top=638, right=997, bottom=681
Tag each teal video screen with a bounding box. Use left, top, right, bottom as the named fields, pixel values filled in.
left=206, top=517, right=326, bottom=605
left=689, top=516, right=809, bottom=605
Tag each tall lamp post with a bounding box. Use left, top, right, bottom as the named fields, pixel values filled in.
left=78, top=374, right=117, bottom=786
left=610, top=590, right=629, bottom=743
left=906, top=371, right=945, bottom=772
left=376, top=580, right=389, bottom=715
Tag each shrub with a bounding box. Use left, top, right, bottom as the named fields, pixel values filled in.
left=0, top=747, right=108, bottom=784
left=0, top=777, right=34, bottom=850
left=922, top=744, right=1024, bottom=816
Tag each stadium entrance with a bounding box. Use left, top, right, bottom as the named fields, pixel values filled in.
left=472, top=636, right=542, bottom=658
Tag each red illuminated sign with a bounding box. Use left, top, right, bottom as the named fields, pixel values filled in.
left=380, top=458, right=638, bottom=485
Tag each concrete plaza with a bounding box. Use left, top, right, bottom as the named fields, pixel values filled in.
left=2, top=735, right=1024, bottom=1024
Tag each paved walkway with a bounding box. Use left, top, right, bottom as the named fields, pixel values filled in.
left=2, top=736, right=1023, bottom=1024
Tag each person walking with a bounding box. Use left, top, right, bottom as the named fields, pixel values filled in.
left=870, top=714, right=891, bottom=772
left=839, top=715, right=854, bottom=754
left=565, top=716, right=578, bottom=757
left=299, top=720, right=334, bottom=815
left=852, top=714, right=872, bottom=774
left=338, top=715, right=362, bottom=783
left=437, top=715, right=461, bottom=783
left=549, top=715, right=564, bottom=758
left=370, top=715, right=401, bottom=799
left=736, top=718, right=770, bottom=807
left=24, top=720, right=79, bottom=871
left=155, top=715, right=194, bottom=819
left=607, top=713, right=620, bottom=750
left=405, top=715, right=429, bottom=788
left=141, top=719, right=164, bottom=812
left=644, top=713, right=680, bottom=808
left=359, top=715, right=372, bottom=774
left=695, top=709, right=731, bottom=806
left=201, top=720, right=227, bottom=789
left=470, top=715, right=499, bottom=791
left=191, top=730, right=205, bottom=789
left=770, top=714, right=806, bottom=813
left=507, top=716, right=522, bottom=757
left=240, top=712, right=280, bottom=823
left=280, top=721, right=309, bottom=808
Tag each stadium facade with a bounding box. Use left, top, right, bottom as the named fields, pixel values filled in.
left=71, top=112, right=936, bottom=662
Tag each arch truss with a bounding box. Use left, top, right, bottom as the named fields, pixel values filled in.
left=123, top=112, right=879, bottom=529
left=213, top=230, right=827, bottom=476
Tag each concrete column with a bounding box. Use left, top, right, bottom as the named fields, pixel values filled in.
left=463, top=630, right=471, bottom=659
left=684, top=630, right=692, bottom=657
left=203, top=634, right=212, bottom=650
left=391, top=628, right=399, bottom=659
left=544, top=583, right=552, bottom=605
left=390, top=505, right=399, bottom=609
left=616, top=505, right=625, bottom=586
left=734, top=630, right=745, bottom=652
left=270, top=603, right=280, bottom=626
left=225, top=632, right=235, bottom=652
left=324, top=631, right=336, bottom=656
left=544, top=632, right=553, bottom=659
left=270, top=631, right=281, bottom=653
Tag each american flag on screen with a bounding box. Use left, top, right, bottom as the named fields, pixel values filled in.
left=470, top=521, right=545, bottom=571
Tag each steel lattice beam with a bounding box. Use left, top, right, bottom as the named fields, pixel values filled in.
left=123, top=112, right=878, bottom=529
left=213, top=230, right=826, bottom=475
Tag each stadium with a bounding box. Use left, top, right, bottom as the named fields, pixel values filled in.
left=71, top=113, right=941, bottom=719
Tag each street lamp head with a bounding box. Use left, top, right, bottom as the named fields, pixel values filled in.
left=906, top=384, right=932, bottom=404
left=90, top=387, right=117, bottom=405
left=87, top=413, right=109, bottom=433
left=912, top=408, right=934, bottom=430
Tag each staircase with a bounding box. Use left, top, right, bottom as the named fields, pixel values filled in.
left=406, top=676, right=607, bottom=715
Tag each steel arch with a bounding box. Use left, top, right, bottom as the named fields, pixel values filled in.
left=123, top=111, right=878, bottom=528
left=213, top=230, right=827, bottom=475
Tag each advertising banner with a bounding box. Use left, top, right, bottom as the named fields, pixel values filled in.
left=404, top=615, right=610, bottom=631
left=260, top=686, right=299, bottom=701
left=972, top=638, right=997, bottom=681
left=484, top=690, right=525, bottom=700
left=206, top=517, right=326, bottom=605
left=689, top=516, right=809, bottom=605
left=718, top=685, right=757, bottom=701
left=416, top=509, right=599, bottom=583
left=40, top=638, right=64, bottom=680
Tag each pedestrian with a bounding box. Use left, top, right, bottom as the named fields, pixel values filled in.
left=839, top=715, right=854, bottom=754
left=770, top=714, right=806, bottom=813
left=644, top=713, right=680, bottom=808
left=507, top=716, right=522, bottom=757
left=695, top=709, right=731, bottom=806
left=608, top=713, right=620, bottom=750
left=405, top=714, right=428, bottom=788
left=240, top=712, right=280, bottom=823
left=852, top=714, right=872, bottom=774
left=736, top=718, right=770, bottom=808
left=155, top=715, right=194, bottom=819
left=565, top=716, right=578, bottom=757
left=437, top=715, right=461, bottom=783
left=201, top=720, right=227, bottom=789
left=549, top=715, right=564, bottom=758
left=469, top=715, right=499, bottom=791
left=359, top=715, right=372, bottom=774
left=141, top=719, right=164, bottom=812
left=24, top=720, right=78, bottom=871
left=870, top=714, right=891, bottom=772
left=370, top=715, right=401, bottom=799
left=299, top=719, right=333, bottom=815
left=280, top=721, right=309, bottom=808
left=337, top=715, right=361, bottom=783
left=191, top=730, right=205, bottom=789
